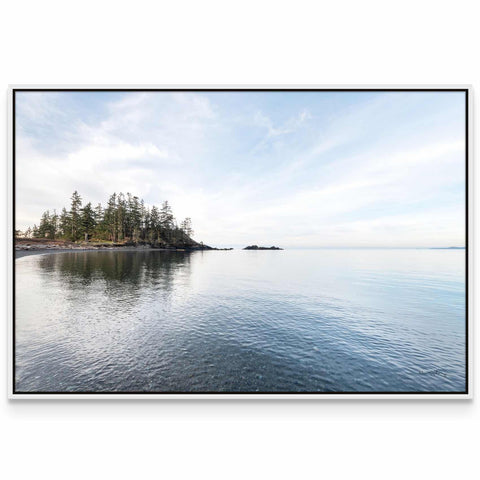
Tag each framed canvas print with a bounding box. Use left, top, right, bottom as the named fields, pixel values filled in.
left=8, top=85, right=472, bottom=399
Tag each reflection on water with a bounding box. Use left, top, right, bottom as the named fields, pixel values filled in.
left=15, top=249, right=466, bottom=393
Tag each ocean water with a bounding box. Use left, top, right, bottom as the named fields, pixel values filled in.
left=15, top=249, right=466, bottom=393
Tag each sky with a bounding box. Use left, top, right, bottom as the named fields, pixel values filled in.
left=15, top=90, right=466, bottom=248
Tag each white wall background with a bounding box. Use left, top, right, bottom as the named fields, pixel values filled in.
left=1, top=1, right=478, bottom=478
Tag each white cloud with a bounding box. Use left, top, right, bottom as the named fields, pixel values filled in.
left=254, top=108, right=312, bottom=138
left=15, top=91, right=466, bottom=248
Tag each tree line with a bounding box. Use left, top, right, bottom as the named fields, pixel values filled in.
left=21, top=191, right=195, bottom=245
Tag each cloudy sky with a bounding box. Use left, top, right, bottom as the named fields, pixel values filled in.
left=15, top=90, right=466, bottom=247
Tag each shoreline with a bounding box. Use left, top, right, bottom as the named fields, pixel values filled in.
left=15, top=237, right=235, bottom=259
left=15, top=246, right=211, bottom=259
left=16, top=247, right=154, bottom=259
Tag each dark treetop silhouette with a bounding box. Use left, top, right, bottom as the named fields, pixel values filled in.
left=20, top=191, right=203, bottom=249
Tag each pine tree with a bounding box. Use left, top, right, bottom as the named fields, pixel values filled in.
left=180, top=217, right=194, bottom=238
left=140, top=200, right=147, bottom=241
left=94, top=203, right=103, bottom=224
left=27, top=191, right=197, bottom=246
left=117, top=193, right=127, bottom=241
left=69, top=191, right=83, bottom=241
left=150, top=205, right=160, bottom=243
left=37, top=211, right=51, bottom=238
left=93, top=203, right=104, bottom=239
left=81, top=202, right=96, bottom=241
left=59, top=208, right=70, bottom=238
left=104, top=193, right=117, bottom=242
left=129, top=195, right=142, bottom=242
left=49, top=209, right=59, bottom=239
left=160, top=201, right=175, bottom=243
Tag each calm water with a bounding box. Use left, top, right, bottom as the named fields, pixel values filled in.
left=15, top=249, right=466, bottom=393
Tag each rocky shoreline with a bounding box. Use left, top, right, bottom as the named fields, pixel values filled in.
left=15, top=239, right=282, bottom=259
left=15, top=239, right=233, bottom=259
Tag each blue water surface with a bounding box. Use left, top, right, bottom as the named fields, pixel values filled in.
left=15, top=249, right=466, bottom=392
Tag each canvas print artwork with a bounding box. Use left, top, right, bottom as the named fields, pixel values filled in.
left=11, top=88, right=469, bottom=396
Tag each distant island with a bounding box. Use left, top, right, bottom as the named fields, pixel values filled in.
left=429, top=246, right=465, bottom=250
left=243, top=245, right=283, bottom=250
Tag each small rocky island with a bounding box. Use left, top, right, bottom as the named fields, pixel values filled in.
left=243, top=245, right=283, bottom=250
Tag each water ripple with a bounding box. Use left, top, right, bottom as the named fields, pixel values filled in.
left=15, top=249, right=466, bottom=392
